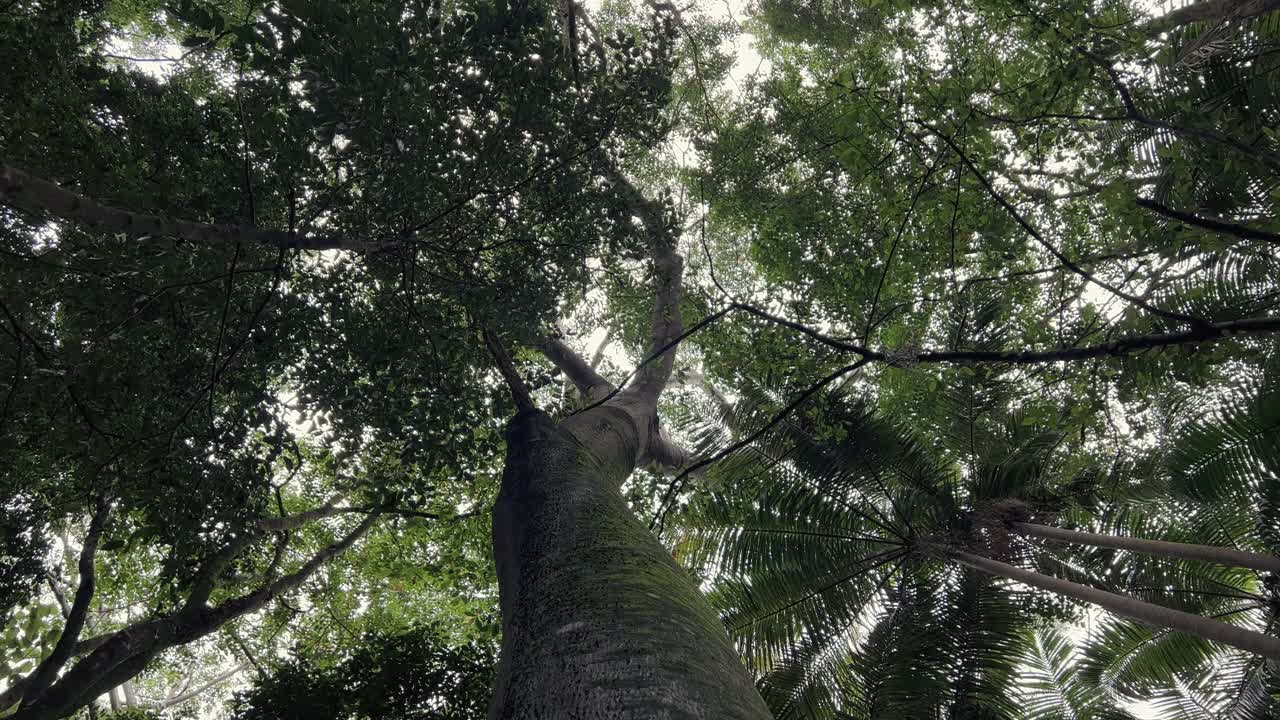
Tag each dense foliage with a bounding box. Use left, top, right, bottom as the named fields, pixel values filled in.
left=1, top=0, right=1278, bottom=716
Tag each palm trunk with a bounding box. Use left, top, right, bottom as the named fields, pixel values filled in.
left=487, top=406, right=772, bottom=719
left=1011, top=522, right=1280, bottom=573
left=943, top=547, right=1280, bottom=661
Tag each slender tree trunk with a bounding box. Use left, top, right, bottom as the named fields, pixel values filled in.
left=943, top=547, right=1280, bottom=661
left=1011, top=522, right=1280, bottom=574
left=120, top=682, right=138, bottom=708
left=488, top=407, right=772, bottom=719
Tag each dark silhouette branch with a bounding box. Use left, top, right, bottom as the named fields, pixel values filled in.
left=918, top=120, right=1211, bottom=330
left=650, top=359, right=872, bottom=533
left=1136, top=198, right=1280, bottom=246
left=484, top=328, right=535, bottom=413
left=0, top=164, right=378, bottom=251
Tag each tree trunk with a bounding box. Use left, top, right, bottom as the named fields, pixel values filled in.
left=487, top=407, right=772, bottom=719
left=1011, top=521, right=1280, bottom=574
left=943, top=547, right=1280, bottom=661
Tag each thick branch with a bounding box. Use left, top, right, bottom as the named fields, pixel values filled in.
left=646, top=433, right=695, bottom=471
left=484, top=328, right=535, bottom=413
left=606, top=167, right=685, bottom=407
left=19, top=493, right=111, bottom=706
left=12, top=512, right=382, bottom=720
left=539, top=337, right=613, bottom=402
left=0, top=164, right=371, bottom=251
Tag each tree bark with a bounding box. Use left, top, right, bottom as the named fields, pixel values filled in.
left=489, top=167, right=769, bottom=717
left=1011, top=521, right=1280, bottom=574
left=942, top=547, right=1280, bottom=661
left=487, top=407, right=772, bottom=719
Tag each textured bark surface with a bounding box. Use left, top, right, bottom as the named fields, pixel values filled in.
left=488, top=407, right=772, bottom=719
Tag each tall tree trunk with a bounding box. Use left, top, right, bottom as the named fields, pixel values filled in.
left=942, top=547, right=1280, bottom=661
left=1011, top=521, right=1280, bottom=573
left=488, top=406, right=772, bottom=719
left=487, top=166, right=771, bottom=718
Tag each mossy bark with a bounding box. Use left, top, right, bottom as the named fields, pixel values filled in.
left=488, top=407, right=772, bottom=719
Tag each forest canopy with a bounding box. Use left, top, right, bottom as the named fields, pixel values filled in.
left=1, top=0, right=1278, bottom=717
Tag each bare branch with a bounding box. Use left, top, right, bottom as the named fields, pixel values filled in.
left=650, top=359, right=872, bottom=533
left=146, top=663, right=248, bottom=709
left=484, top=328, right=535, bottom=413
left=1136, top=198, right=1280, bottom=246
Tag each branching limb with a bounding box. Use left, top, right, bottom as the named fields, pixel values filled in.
left=539, top=336, right=613, bottom=402
left=19, top=490, right=112, bottom=707
left=12, top=512, right=382, bottom=720
left=605, top=166, right=685, bottom=409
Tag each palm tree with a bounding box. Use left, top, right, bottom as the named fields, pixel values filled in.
left=673, top=361, right=1279, bottom=719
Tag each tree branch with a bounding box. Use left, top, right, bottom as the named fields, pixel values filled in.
left=0, top=164, right=378, bottom=251
left=650, top=359, right=872, bottom=533
left=919, top=120, right=1212, bottom=330
left=1136, top=198, right=1280, bottom=246
left=484, top=328, right=534, bottom=413
left=12, top=512, right=382, bottom=720
left=605, top=167, right=685, bottom=408
left=539, top=336, right=613, bottom=402
left=146, top=662, right=248, bottom=709
left=19, top=491, right=112, bottom=707
left=1142, top=0, right=1280, bottom=37
left=588, top=327, right=614, bottom=370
